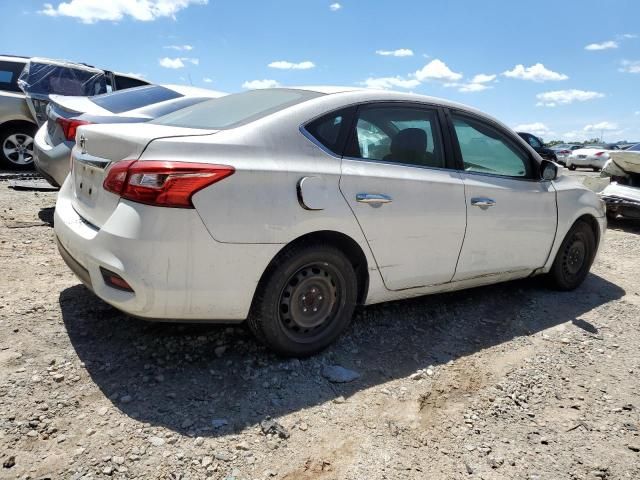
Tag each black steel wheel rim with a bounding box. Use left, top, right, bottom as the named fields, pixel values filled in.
left=562, top=235, right=587, bottom=277
left=278, top=262, right=342, bottom=343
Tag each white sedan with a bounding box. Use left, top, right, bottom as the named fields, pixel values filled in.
left=54, top=87, right=606, bottom=356
left=566, top=144, right=621, bottom=171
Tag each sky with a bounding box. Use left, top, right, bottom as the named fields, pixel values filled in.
left=2, top=0, right=639, bottom=142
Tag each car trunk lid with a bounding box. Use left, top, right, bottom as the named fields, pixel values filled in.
left=70, top=123, right=216, bottom=228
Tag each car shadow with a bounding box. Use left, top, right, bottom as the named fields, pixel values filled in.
left=59, top=272, right=624, bottom=437
left=607, top=217, right=640, bottom=234
left=38, top=207, right=55, bottom=227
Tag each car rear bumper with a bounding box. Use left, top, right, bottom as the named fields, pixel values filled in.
left=33, top=123, right=72, bottom=187
left=566, top=156, right=606, bottom=168
left=54, top=179, right=282, bottom=321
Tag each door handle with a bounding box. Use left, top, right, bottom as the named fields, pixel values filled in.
left=356, top=193, right=392, bottom=205
left=470, top=197, right=496, bottom=207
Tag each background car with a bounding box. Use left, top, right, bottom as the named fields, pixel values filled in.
left=565, top=143, right=621, bottom=171
left=34, top=84, right=226, bottom=187
left=54, top=87, right=605, bottom=356
left=0, top=54, right=149, bottom=170
left=550, top=144, right=582, bottom=166
left=517, top=132, right=557, bottom=162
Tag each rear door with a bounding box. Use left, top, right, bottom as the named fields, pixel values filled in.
left=448, top=111, right=557, bottom=281
left=338, top=103, right=467, bottom=290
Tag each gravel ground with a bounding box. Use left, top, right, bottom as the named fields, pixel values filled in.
left=1, top=171, right=639, bottom=480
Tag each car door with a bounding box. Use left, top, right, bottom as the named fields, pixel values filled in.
left=448, top=112, right=557, bottom=281
left=338, top=103, right=467, bottom=290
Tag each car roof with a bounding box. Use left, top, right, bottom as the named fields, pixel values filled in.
left=283, top=86, right=492, bottom=116
left=0, top=55, right=29, bottom=63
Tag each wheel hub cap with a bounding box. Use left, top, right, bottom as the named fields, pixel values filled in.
left=3, top=133, right=34, bottom=165
left=564, top=240, right=586, bottom=276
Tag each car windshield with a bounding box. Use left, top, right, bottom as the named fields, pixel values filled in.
left=152, top=88, right=323, bottom=130
left=628, top=144, right=640, bottom=151
left=91, top=85, right=182, bottom=114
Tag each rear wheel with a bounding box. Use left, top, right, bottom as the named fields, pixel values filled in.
left=547, top=220, right=596, bottom=291
left=0, top=124, right=37, bottom=170
left=592, top=167, right=601, bottom=172
left=247, top=244, right=357, bottom=357
left=568, top=165, right=577, bottom=171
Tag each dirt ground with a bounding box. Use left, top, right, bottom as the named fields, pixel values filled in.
left=1, top=171, right=639, bottom=480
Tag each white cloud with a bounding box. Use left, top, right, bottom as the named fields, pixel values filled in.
left=585, top=40, right=618, bottom=51
left=203, top=77, right=213, bottom=83
left=470, top=73, right=496, bottom=84
left=164, top=44, right=193, bottom=51
left=361, top=76, right=421, bottom=90
left=513, top=122, right=552, bottom=136
left=329, top=2, right=341, bottom=11
left=535, top=89, right=605, bottom=107
left=584, top=121, right=618, bottom=132
left=242, top=79, right=281, bottom=89
left=635, top=111, right=640, bottom=116
left=456, top=82, right=490, bottom=93
left=39, top=0, right=207, bottom=24
left=375, top=48, right=414, bottom=57
left=503, top=63, right=568, bottom=82
left=158, top=56, right=198, bottom=69
left=268, top=60, right=315, bottom=70
left=622, top=33, right=638, bottom=39
left=414, top=59, right=463, bottom=82
left=620, top=60, right=640, bottom=73
left=122, top=72, right=145, bottom=79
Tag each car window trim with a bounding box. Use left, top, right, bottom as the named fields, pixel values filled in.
left=340, top=101, right=457, bottom=171
left=445, top=108, right=540, bottom=182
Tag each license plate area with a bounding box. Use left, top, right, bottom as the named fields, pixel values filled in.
left=74, top=160, right=104, bottom=207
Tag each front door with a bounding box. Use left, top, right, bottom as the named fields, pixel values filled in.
left=339, top=103, right=467, bottom=290
left=448, top=113, right=557, bottom=281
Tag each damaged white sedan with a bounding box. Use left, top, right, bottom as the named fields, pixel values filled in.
left=54, top=87, right=606, bottom=356
left=601, top=145, right=640, bottom=220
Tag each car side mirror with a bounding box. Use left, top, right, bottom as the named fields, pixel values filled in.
left=540, top=159, right=558, bottom=181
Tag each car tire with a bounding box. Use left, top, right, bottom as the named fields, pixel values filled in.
left=547, top=220, right=596, bottom=291
left=568, top=165, right=577, bottom=171
left=0, top=124, right=37, bottom=170
left=592, top=167, right=600, bottom=172
left=247, top=243, right=358, bottom=357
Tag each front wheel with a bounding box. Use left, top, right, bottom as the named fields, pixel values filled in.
left=0, top=124, right=37, bottom=170
left=592, top=167, right=601, bottom=172
left=568, top=165, right=577, bottom=171
left=247, top=244, right=358, bottom=357
left=547, top=220, right=596, bottom=291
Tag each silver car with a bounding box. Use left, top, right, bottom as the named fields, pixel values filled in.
left=34, top=84, right=226, bottom=187
left=0, top=55, right=36, bottom=169
left=55, top=87, right=606, bottom=356
left=0, top=55, right=150, bottom=170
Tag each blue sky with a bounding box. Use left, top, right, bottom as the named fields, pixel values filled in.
left=2, top=0, right=639, bottom=142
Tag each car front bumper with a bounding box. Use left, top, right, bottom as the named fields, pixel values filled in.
left=33, top=122, right=72, bottom=188
left=54, top=179, right=282, bottom=321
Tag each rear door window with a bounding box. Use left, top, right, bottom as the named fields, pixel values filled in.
left=0, top=60, right=26, bottom=93
left=113, top=75, right=150, bottom=90
left=346, top=105, right=445, bottom=169
left=304, top=108, right=354, bottom=155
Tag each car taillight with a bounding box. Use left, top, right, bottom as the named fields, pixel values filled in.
left=560, top=150, right=570, bottom=154
left=103, top=160, right=234, bottom=208
left=595, top=151, right=606, bottom=157
left=56, top=118, right=92, bottom=141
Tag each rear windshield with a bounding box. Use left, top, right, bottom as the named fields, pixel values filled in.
left=152, top=89, right=323, bottom=130
left=91, top=85, right=182, bottom=114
